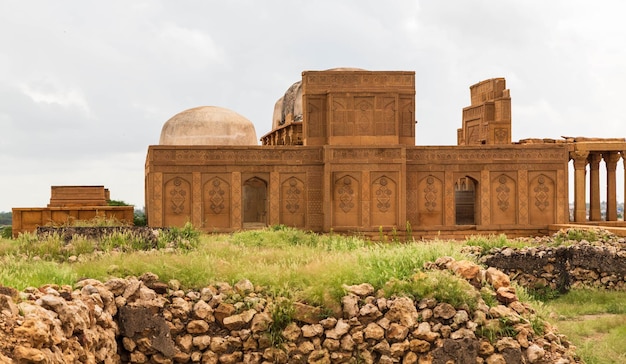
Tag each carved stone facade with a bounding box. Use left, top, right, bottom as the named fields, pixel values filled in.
left=145, top=71, right=583, bottom=238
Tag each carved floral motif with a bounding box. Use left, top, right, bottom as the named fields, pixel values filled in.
left=424, top=176, right=438, bottom=212
left=496, top=176, right=510, bottom=212
left=285, top=178, right=302, bottom=213
left=208, top=179, right=225, bottom=214
left=375, top=177, right=392, bottom=212
left=337, top=177, right=355, bottom=213
left=534, top=176, right=550, bottom=211
left=170, top=177, right=186, bottom=214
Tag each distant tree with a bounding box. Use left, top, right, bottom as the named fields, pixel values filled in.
left=107, top=199, right=131, bottom=206
left=0, top=211, right=12, bottom=226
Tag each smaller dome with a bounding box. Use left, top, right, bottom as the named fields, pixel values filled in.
left=159, top=106, right=258, bottom=146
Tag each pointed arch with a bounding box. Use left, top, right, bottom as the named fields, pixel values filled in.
left=243, top=177, right=268, bottom=227
left=203, top=177, right=230, bottom=229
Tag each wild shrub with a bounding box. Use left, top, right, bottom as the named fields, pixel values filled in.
left=1, top=226, right=12, bottom=239
left=158, top=222, right=200, bottom=250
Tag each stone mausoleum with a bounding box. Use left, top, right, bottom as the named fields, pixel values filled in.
left=145, top=69, right=626, bottom=238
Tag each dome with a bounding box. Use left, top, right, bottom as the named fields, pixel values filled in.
left=159, top=106, right=258, bottom=145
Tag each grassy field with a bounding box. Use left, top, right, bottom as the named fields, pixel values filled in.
left=0, top=224, right=625, bottom=363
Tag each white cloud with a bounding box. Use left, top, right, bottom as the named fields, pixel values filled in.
left=2, top=0, right=626, bottom=211
left=154, top=24, right=225, bottom=69
left=19, top=80, right=91, bottom=116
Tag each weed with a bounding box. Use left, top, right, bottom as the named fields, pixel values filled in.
left=405, top=221, right=413, bottom=241
left=553, top=228, right=599, bottom=245
left=158, top=222, right=200, bottom=250
left=268, top=297, right=294, bottom=347
left=465, top=234, right=512, bottom=253
left=477, top=315, right=518, bottom=343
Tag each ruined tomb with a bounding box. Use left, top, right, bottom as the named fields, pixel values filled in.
left=146, top=69, right=622, bottom=239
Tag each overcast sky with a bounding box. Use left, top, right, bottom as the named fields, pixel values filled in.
left=2, top=1, right=626, bottom=212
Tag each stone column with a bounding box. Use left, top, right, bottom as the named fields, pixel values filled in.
left=588, top=153, right=602, bottom=221
left=623, top=151, right=626, bottom=219
left=604, top=152, right=620, bottom=221
left=570, top=151, right=589, bottom=222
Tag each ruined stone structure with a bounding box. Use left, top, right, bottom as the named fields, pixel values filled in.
left=12, top=186, right=134, bottom=236
left=144, top=69, right=626, bottom=238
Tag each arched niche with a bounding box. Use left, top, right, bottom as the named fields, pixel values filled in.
left=529, top=173, right=556, bottom=225
left=491, top=173, right=517, bottom=225
left=243, top=177, right=268, bottom=227
left=203, top=177, right=230, bottom=229
left=418, top=175, right=443, bottom=226
left=455, top=176, right=477, bottom=225
left=371, top=175, right=397, bottom=226
left=281, top=176, right=305, bottom=227
left=333, top=174, right=360, bottom=227
left=164, top=176, right=191, bottom=227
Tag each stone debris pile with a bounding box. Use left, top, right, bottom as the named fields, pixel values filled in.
left=0, top=261, right=581, bottom=363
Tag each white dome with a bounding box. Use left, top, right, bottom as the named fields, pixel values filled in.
left=159, top=106, right=258, bottom=145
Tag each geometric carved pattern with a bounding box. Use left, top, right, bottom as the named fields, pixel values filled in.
left=424, top=176, right=438, bottom=212
left=337, top=177, right=355, bottom=213
left=534, top=175, right=550, bottom=211
left=518, top=169, right=528, bottom=224
left=170, top=177, right=187, bottom=214
left=153, top=173, right=163, bottom=226
left=208, top=178, right=226, bottom=214
left=375, top=176, right=392, bottom=212
left=362, top=173, right=370, bottom=227
left=496, top=175, right=510, bottom=212
left=285, top=177, right=302, bottom=213
left=481, top=171, right=490, bottom=225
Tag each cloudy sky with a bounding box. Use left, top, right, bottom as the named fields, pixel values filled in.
left=2, top=1, right=626, bottom=212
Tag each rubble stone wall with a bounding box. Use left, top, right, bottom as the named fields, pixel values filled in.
left=481, top=239, right=626, bottom=292
left=0, top=260, right=580, bottom=363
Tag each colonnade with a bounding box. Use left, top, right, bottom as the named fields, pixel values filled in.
left=570, top=149, right=625, bottom=222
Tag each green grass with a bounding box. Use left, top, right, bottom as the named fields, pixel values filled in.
left=2, top=225, right=625, bottom=362
left=0, top=225, right=473, bottom=308
left=542, top=289, right=626, bottom=364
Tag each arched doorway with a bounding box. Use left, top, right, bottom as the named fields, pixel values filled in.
left=455, top=176, right=477, bottom=225
left=243, top=177, right=268, bottom=227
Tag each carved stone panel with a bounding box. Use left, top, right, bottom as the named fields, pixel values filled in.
left=529, top=173, right=556, bottom=225
left=307, top=170, right=323, bottom=230
left=164, top=176, right=191, bottom=227
left=355, top=97, right=374, bottom=136
left=280, top=176, right=305, bottom=228
left=305, top=96, right=327, bottom=144
left=491, top=174, right=517, bottom=225
left=371, top=174, right=397, bottom=227
left=378, top=97, right=396, bottom=136
left=406, top=171, right=418, bottom=226
left=333, top=174, right=360, bottom=227
left=332, top=97, right=351, bottom=136
left=400, top=96, right=415, bottom=139
left=152, top=172, right=163, bottom=227
left=417, top=175, right=443, bottom=226
left=203, top=177, right=230, bottom=229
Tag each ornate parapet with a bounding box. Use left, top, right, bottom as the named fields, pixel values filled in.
left=260, top=122, right=303, bottom=146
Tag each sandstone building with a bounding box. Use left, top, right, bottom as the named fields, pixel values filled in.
left=12, top=186, right=134, bottom=236
left=144, top=69, right=626, bottom=238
